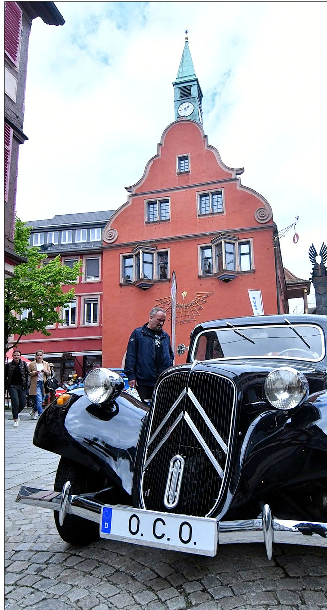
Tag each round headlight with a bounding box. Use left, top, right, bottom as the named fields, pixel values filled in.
left=84, top=368, right=124, bottom=404
left=265, top=367, right=308, bottom=410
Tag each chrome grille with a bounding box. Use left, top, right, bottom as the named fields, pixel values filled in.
left=141, top=369, right=236, bottom=517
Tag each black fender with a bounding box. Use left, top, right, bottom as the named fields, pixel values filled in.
left=33, top=390, right=149, bottom=496
left=230, top=390, right=327, bottom=509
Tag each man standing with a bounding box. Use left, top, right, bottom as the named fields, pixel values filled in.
left=125, top=306, right=174, bottom=402
left=5, top=349, right=29, bottom=427
left=28, top=350, right=50, bottom=418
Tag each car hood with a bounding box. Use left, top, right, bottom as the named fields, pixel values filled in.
left=191, top=357, right=326, bottom=377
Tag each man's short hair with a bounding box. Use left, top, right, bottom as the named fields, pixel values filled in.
left=13, top=349, right=21, bottom=355
left=149, top=306, right=166, bottom=318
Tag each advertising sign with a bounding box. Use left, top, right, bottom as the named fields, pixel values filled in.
left=248, top=289, right=264, bottom=316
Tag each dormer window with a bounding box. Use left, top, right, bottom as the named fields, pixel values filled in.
left=90, top=227, right=101, bottom=241
left=47, top=231, right=59, bottom=245
left=75, top=229, right=87, bottom=242
left=61, top=230, right=72, bottom=244
left=31, top=233, right=44, bottom=246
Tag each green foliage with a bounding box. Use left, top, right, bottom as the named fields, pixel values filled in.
left=4, top=218, right=81, bottom=351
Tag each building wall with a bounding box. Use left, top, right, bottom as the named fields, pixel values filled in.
left=4, top=2, right=30, bottom=258
left=4, top=2, right=64, bottom=276
left=102, top=120, right=285, bottom=368
left=17, top=255, right=103, bottom=378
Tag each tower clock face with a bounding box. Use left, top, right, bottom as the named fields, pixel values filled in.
left=178, top=101, right=194, bottom=117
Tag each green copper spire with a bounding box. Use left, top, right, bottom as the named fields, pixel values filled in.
left=173, top=32, right=203, bottom=123
left=175, top=32, right=196, bottom=83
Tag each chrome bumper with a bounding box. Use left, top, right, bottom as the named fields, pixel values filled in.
left=16, top=485, right=327, bottom=559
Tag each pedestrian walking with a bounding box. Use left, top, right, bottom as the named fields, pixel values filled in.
left=5, top=349, right=30, bottom=427
left=28, top=350, right=51, bottom=418
left=124, top=306, right=174, bottom=402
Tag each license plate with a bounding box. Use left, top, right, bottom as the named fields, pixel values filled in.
left=100, top=505, right=217, bottom=556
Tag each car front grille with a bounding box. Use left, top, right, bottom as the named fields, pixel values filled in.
left=141, top=369, right=236, bottom=517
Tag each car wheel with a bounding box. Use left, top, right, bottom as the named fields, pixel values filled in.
left=54, top=457, right=102, bottom=545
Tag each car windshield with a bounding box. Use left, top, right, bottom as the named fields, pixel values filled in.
left=191, top=324, right=324, bottom=362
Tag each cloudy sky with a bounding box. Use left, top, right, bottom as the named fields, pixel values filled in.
left=16, top=1, right=326, bottom=306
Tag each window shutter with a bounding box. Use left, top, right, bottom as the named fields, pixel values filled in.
left=4, top=123, right=13, bottom=203
left=5, top=2, right=22, bottom=68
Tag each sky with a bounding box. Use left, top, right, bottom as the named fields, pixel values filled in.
left=15, top=1, right=327, bottom=310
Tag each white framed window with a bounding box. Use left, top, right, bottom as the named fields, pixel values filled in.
left=146, top=198, right=170, bottom=223
left=84, top=257, right=100, bottom=281
left=157, top=251, right=169, bottom=280
left=121, top=249, right=169, bottom=284
left=198, top=191, right=224, bottom=216
left=177, top=155, right=190, bottom=173
left=75, top=229, right=87, bottom=242
left=20, top=309, right=32, bottom=320
left=47, top=231, right=59, bottom=245
left=200, top=246, right=214, bottom=276
left=199, top=239, right=253, bottom=276
left=63, top=258, right=79, bottom=283
left=239, top=241, right=252, bottom=271
left=83, top=297, right=99, bottom=325
left=31, top=233, right=44, bottom=246
left=62, top=300, right=77, bottom=326
left=90, top=227, right=101, bottom=241
left=63, top=258, right=79, bottom=269
left=61, top=230, right=72, bottom=244
left=122, top=256, right=134, bottom=282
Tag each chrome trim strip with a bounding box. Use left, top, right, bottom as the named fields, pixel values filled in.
left=16, top=489, right=327, bottom=557
left=163, top=454, right=185, bottom=509
left=148, top=388, right=187, bottom=446
left=187, top=387, right=228, bottom=454
left=59, top=481, right=71, bottom=526
left=184, top=411, right=224, bottom=478
left=144, top=412, right=184, bottom=468
left=262, top=503, right=273, bottom=560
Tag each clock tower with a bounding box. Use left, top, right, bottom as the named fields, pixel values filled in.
left=173, top=32, right=203, bottom=124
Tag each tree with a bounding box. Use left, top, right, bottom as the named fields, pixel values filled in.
left=4, top=218, right=81, bottom=353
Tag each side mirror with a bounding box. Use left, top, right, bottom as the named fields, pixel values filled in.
left=177, top=343, right=188, bottom=356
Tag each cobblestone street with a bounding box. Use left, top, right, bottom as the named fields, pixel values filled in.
left=5, top=410, right=327, bottom=610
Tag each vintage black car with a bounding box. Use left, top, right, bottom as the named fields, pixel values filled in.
left=17, top=314, right=327, bottom=559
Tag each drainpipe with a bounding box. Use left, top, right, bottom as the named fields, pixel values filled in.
left=273, top=228, right=281, bottom=314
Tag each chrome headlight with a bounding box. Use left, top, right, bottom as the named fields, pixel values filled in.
left=84, top=368, right=124, bottom=404
left=264, top=367, right=309, bottom=410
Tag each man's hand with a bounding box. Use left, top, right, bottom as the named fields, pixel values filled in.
left=129, top=379, right=137, bottom=388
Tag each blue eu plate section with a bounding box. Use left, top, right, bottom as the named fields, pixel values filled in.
left=101, top=506, right=113, bottom=534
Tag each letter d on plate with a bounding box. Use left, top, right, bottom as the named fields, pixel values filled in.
left=101, top=506, right=113, bottom=534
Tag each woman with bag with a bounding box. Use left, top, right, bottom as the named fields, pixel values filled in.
left=28, top=350, right=50, bottom=419
left=44, top=363, right=59, bottom=406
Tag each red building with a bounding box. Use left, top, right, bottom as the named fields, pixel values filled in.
left=4, top=2, right=64, bottom=277
left=17, top=211, right=113, bottom=382
left=101, top=36, right=289, bottom=368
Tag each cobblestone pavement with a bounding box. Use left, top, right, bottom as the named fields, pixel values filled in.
left=5, top=409, right=327, bottom=610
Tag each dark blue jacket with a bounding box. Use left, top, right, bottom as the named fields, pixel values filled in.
left=125, top=324, right=174, bottom=386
